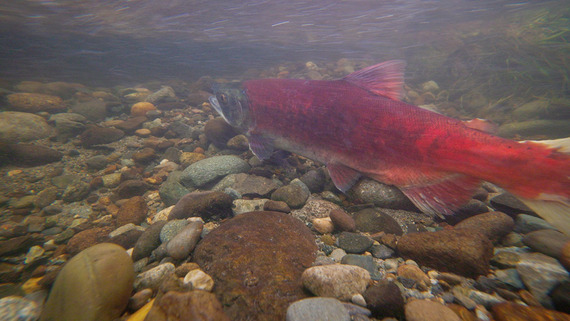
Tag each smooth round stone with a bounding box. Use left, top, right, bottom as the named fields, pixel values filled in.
left=286, top=297, right=350, bottom=321
left=159, top=219, right=188, bottom=244
left=405, top=299, right=461, bottom=321
left=0, top=296, right=41, bottom=321
left=271, top=179, right=311, bottom=209
left=312, top=217, right=334, bottom=234
left=514, top=214, right=555, bottom=234
left=363, top=280, right=404, bottom=318
left=0, top=111, right=54, bottom=143
left=40, top=243, right=134, bottom=321
left=522, top=229, right=570, bottom=259
left=329, top=209, right=356, bottom=232
left=133, top=263, right=175, bottom=292
left=180, top=155, right=250, bottom=188
left=338, top=232, right=373, bottom=254
left=183, top=269, right=214, bottom=291
left=341, top=254, right=381, bottom=280
left=302, top=264, right=370, bottom=301
left=166, top=220, right=203, bottom=260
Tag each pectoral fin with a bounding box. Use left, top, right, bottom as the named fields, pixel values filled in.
left=327, top=163, right=362, bottom=193
left=247, top=133, right=274, bottom=161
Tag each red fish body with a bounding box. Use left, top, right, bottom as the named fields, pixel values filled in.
left=210, top=61, right=570, bottom=234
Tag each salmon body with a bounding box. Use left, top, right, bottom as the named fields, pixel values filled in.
left=209, top=61, right=570, bottom=235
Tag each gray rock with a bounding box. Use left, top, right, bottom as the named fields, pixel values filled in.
left=523, top=229, right=569, bottom=259
left=159, top=171, right=191, bottom=206
left=232, top=199, right=269, bottom=215
left=0, top=111, right=54, bottom=143
left=71, top=99, right=107, bottom=122
left=50, top=113, right=86, bottom=141
left=302, top=264, right=370, bottom=301
left=51, top=174, right=81, bottom=189
left=132, top=221, right=167, bottom=261
left=40, top=243, right=134, bottom=321
left=353, top=208, right=403, bottom=235
left=271, top=179, right=311, bottom=209
left=61, top=181, right=90, bottom=203
left=145, top=86, right=176, bottom=104
left=494, top=269, right=524, bottom=290
left=299, top=168, right=327, bottom=193
left=291, top=199, right=341, bottom=223
left=286, top=297, right=350, bottom=321
left=159, top=220, right=188, bottom=244
left=85, top=155, right=108, bottom=170
left=516, top=252, right=570, bottom=308
left=348, top=179, right=415, bottom=210
left=133, top=262, right=175, bottom=292
left=370, top=244, right=395, bottom=259
left=213, top=173, right=282, bottom=197
left=0, top=296, right=41, bottom=321
left=514, top=214, right=555, bottom=234
left=166, top=220, right=203, bottom=260
left=180, top=155, right=250, bottom=188
left=338, top=232, right=373, bottom=254
left=341, top=254, right=381, bottom=280
left=33, top=187, right=59, bottom=209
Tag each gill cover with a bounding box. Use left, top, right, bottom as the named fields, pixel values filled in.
left=209, top=83, right=250, bottom=129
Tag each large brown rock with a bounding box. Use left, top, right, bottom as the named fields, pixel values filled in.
left=144, top=290, right=229, bottom=321
left=116, top=196, right=148, bottom=226
left=491, top=302, right=570, bottom=321
left=80, top=126, right=125, bottom=146
left=454, top=211, right=514, bottom=243
left=204, top=118, right=239, bottom=148
left=40, top=243, right=134, bottom=321
left=66, top=227, right=114, bottom=256
left=397, top=229, right=493, bottom=278
left=7, top=93, right=65, bottom=113
left=0, top=143, right=62, bottom=167
left=168, top=191, right=233, bottom=221
left=193, top=211, right=317, bottom=321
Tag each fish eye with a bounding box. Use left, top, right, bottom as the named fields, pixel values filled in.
left=219, top=94, right=228, bottom=104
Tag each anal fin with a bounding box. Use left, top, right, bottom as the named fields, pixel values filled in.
left=399, top=174, right=482, bottom=217
left=327, top=163, right=361, bottom=193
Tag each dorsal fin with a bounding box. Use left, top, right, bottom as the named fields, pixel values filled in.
left=343, top=60, right=406, bottom=101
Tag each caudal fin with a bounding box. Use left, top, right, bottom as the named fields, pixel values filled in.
left=519, top=198, right=570, bottom=236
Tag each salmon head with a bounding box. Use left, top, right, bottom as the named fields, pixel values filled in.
left=209, top=84, right=250, bottom=130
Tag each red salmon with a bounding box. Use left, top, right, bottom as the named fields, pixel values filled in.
left=209, top=60, right=570, bottom=235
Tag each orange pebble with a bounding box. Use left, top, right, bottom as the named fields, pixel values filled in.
left=131, top=102, right=156, bottom=116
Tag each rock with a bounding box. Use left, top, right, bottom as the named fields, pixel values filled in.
left=158, top=171, right=191, bottom=206
left=85, top=155, right=108, bottom=170
left=490, top=193, right=534, bottom=215
left=370, top=244, right=395, bottom=259
left=145, top=86, right=176, bottom=104
left=226, top=134, right=249, bottom=150
left=286, top=297, right=350, bottom=321
left=523, top=229, right=570, bottom=259
left=65, top=227, right=113, bottom=256
left=232, top=199, right=269, bottom=215
left=144, top=290, right=229, bottom=321
left=341, top=254, right=381, bottom=280
left=454, top=211, right=514, bottom=243
left=115, top=180, right=149, bottom=199
left=71, top=99, right=107, bottom=122
left=179, top=152, right=206, bottom=166
left=115, top=117, right=147, bottom=134
left=7, top=93, right=64, bottom=113
left=168, top=191, right=233, bottom=221
left=551, top=281, right=570, bottom=314
left=491, top=251, right=521, bottom=269
left=271, top=179, right=311, bottom=209
left=213, top=173, right=282, bottom=198
left=166, top=220, right=203, bottom=260
left=61, top=181, right=90, bottom=203
left=116, top=196, right=148, bottom=227
left=130, top=102, right=156, bottom=116
left=301, top=264, right=370, bottom=301
left=514, top=214, right=555, bottom=234
left=204, top=118, right=240, bottom=148
left=34, top=187, right=59, bottom=209
left=397, top=229, right=493, bottom=278
left=516, top=252, right=569, bottom=308
left=263, top=200, right=291, bottom=213
left=491, top=302, right=570, bottom=321
left=180, top=155, right=250, bottom=188
left=348, top=179, right=415, bottom=210
left=299, top=168, right=327, bottom=193
left=1, top=143, right=62, bottom=166
left=159, top=220, right=188, bottom=244
left=404, top=299, right=461, bottom=321
left=128, top=289, right=153, bottom=311
left=132, top=221, right=167, bottom=261
left=133, top=262, right=175, bottom=292
left=338, top=232, right=373, bottom=254
left=0, top=296, right=41, bottom=321
left=397, top=265, right=430, bottom=291
left=80, top=126, right=125, bottom=146
left=132, top=148, right=156, bottom=164
left=40, top=243, right=134, bottom=321
left=329, top=209, right=356, bottom=232
left=50, top=113, right=86, bottom=141
left=312, top=217, right=334, bottom=234
left=562, top=242, right=570, bottom=270
left=183, top=269, right=214, bottom=291
left=353, top=208, right=403, bottom=235
left=363, top=280, right=404, bottom=318
left=193, top=211, right=317, bottom=321
left=498, top=120, right=570, bottom=139
left=0, top=112, right=54, bottom=143
left=291, top=199, right=341, bottom=223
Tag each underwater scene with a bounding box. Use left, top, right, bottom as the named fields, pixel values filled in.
left=0, top=0, right=569, bottom=320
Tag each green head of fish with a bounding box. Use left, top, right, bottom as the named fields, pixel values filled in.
left=209, top=83, right=250, bottom=131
